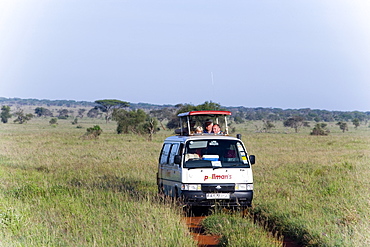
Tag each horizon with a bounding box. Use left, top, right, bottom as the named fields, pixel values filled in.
left=1, top=96, right=368, bottom=113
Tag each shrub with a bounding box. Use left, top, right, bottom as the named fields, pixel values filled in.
left=310, top=123, right=329, bottom=136
left=71, top=117, right=78, bottom=125
left=336, top=121, right=348, bottom=132
left=81, top=125, right=102, bottom=139
left=1, top=105, right=12, bottom=123
left=49, top=118, right=58, bottom=125
left=13, top=110, right=33, bottom=124
left=263, top=120, right=275, bottom=132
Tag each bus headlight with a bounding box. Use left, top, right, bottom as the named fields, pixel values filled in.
left=235, top=183, right=253, bottom=191
left=181, top=184, right=202, bottom=191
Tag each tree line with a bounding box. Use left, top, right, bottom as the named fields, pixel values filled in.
left=1, top=99, right=369, bottom=138
left=0, top=97, right=94, bottom=108
left=229, top=107, right=370, bottom=123
left=1, top=97, right=369, bottom=123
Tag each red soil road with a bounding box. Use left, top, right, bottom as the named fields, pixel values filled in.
left=184, top=216, right=220, bottom=247
left=184, top=215, right=302, bottom=247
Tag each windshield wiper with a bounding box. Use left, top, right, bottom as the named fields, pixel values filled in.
left=212, top=166, right=223, bottom=170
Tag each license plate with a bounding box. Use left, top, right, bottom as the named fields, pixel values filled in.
left=206, top=193, right=230, bottom=199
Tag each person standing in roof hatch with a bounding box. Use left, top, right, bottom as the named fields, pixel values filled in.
left=195, top=126, right=203, bottom=134
left=203, top=119, right=213, bottom=133
left=212, top=124, right=223, bottom=134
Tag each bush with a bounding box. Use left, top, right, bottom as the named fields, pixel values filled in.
left=71, top=118, right=78, bottom=125
left=13, top=110, right=33, bottom=124
left=337, top=121, right=348, bottom=132
left=1, top=105, right=12, bottom=123
left=310, top=123, right=329, bottom=136
left=49, top=118, right=58, bottom=125
left=81, top=125, right=102, bottom=139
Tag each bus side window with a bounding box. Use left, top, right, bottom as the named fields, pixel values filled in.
left=160, top=143, right=172, bottom=165
left=178, top=143, right=184, bottom=156
left=168, top=144, right=179, bottom=165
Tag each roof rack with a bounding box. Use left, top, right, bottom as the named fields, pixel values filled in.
left=176, top=110, right=232, bottom=136
left=177, top=110, right=232, bottom=117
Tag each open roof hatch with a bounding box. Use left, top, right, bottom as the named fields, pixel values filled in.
left=176, top=110, right=232, bottom=136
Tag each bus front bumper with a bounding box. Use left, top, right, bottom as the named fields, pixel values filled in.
left=181, top=191, right=253, bottom=207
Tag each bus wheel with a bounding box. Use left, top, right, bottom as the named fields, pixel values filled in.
left=158, top=184, right=164, bottom=195
left=174, top=189, right=185, bottom=206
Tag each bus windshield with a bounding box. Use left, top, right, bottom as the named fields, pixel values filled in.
left=184, top=140, right=250, bottom=168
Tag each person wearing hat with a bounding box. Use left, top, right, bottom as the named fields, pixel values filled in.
left=203, top=119, right=213, bottom=133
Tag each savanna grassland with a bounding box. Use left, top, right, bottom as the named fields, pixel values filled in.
left=243, top=122, right=369, bottom=246
left=0, top=117, right=369, bottom=246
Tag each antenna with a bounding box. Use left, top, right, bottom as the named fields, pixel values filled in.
left=211, top=72, right=214, bottom=102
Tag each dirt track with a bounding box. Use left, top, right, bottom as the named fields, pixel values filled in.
left=185, top=215, right=220, bottom=247
left=183, top=208, right=302, bottom=247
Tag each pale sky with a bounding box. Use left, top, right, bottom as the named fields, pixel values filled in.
left=1, top=0, right=370, bottom=111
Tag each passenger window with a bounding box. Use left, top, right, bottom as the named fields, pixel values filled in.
left=160, top=143, right=171, bottom=165
left=168, top=144, right=179, bottom=165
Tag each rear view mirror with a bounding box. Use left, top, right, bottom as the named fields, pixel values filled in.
left=174, top=155, right=182, bottom=164
left=249, top=155, right=255, bottom=165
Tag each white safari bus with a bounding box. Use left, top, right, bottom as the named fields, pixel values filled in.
left=157, top=111, right=255, bottom=207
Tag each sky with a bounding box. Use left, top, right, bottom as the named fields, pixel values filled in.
left=1, top=0, right=370, bottom=111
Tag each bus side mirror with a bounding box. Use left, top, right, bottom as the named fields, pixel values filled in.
left=249, top=155, right=255, bottom=165
left=174, top=155, right=182, bottom=164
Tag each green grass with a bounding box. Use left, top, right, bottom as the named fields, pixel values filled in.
left=243, top=124, right=370, bottom=246
left=0, top=119, right=196, bottom=246
left=1, top=117, right=369, bottom=246
left=201, top=122, right=370, bottom=246
left=202, top=209, right=283, bottom=247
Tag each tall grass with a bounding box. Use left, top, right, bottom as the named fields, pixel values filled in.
left=1, top=118, right=369, bottom=246
left=0, top=119, right=195, bottom=246
left=244, top=124, right=370, bottom=246
left=199, top=121, right=370, bottom=246
left=202, top=209, right=283, bottom=247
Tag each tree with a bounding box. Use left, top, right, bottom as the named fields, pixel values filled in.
left=233, top=111, right=245, bottom=124
left=49, top=118, right=58, bottom=125
left=314, top=116, right=321, bottom=122
left=352, top=118, right=360, bottom=129
left=81, top=125, right=102, bottom=139
left=262, top=120, right=275, bottom=132
left=166, top=117, right=180, bottom=130
left=283, top=116, right=305, bottom=133
left=77, top=109, right=86, bottom=118
left=95, top=99, right=130, bottom=123
left=142, top=117, right=159, bottom=141
left=71, top=117, right=78, bottom=125
left=1, top=105, right=11, bottom=123
left=34, top=107, right=53, bottom=117
left=310, top=123, right=330, bottom=136
left=149, top=108, right=176, bottom=130
left=196, top=101, right=224, bottom=111
left=166, top=101, right=224, bottom=129
left=57, top=109, right=69, bottom=119
left=13, top=109, right=33, bottom=124
left=113, top=109, right=159, bottom=140
left=337, top=122, right=348, bottom=132
left=87, top=107, right=101, bottom=118
left=173, top=101, right=224, bottom=115
left=113, top=109, right=147, bottom=134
